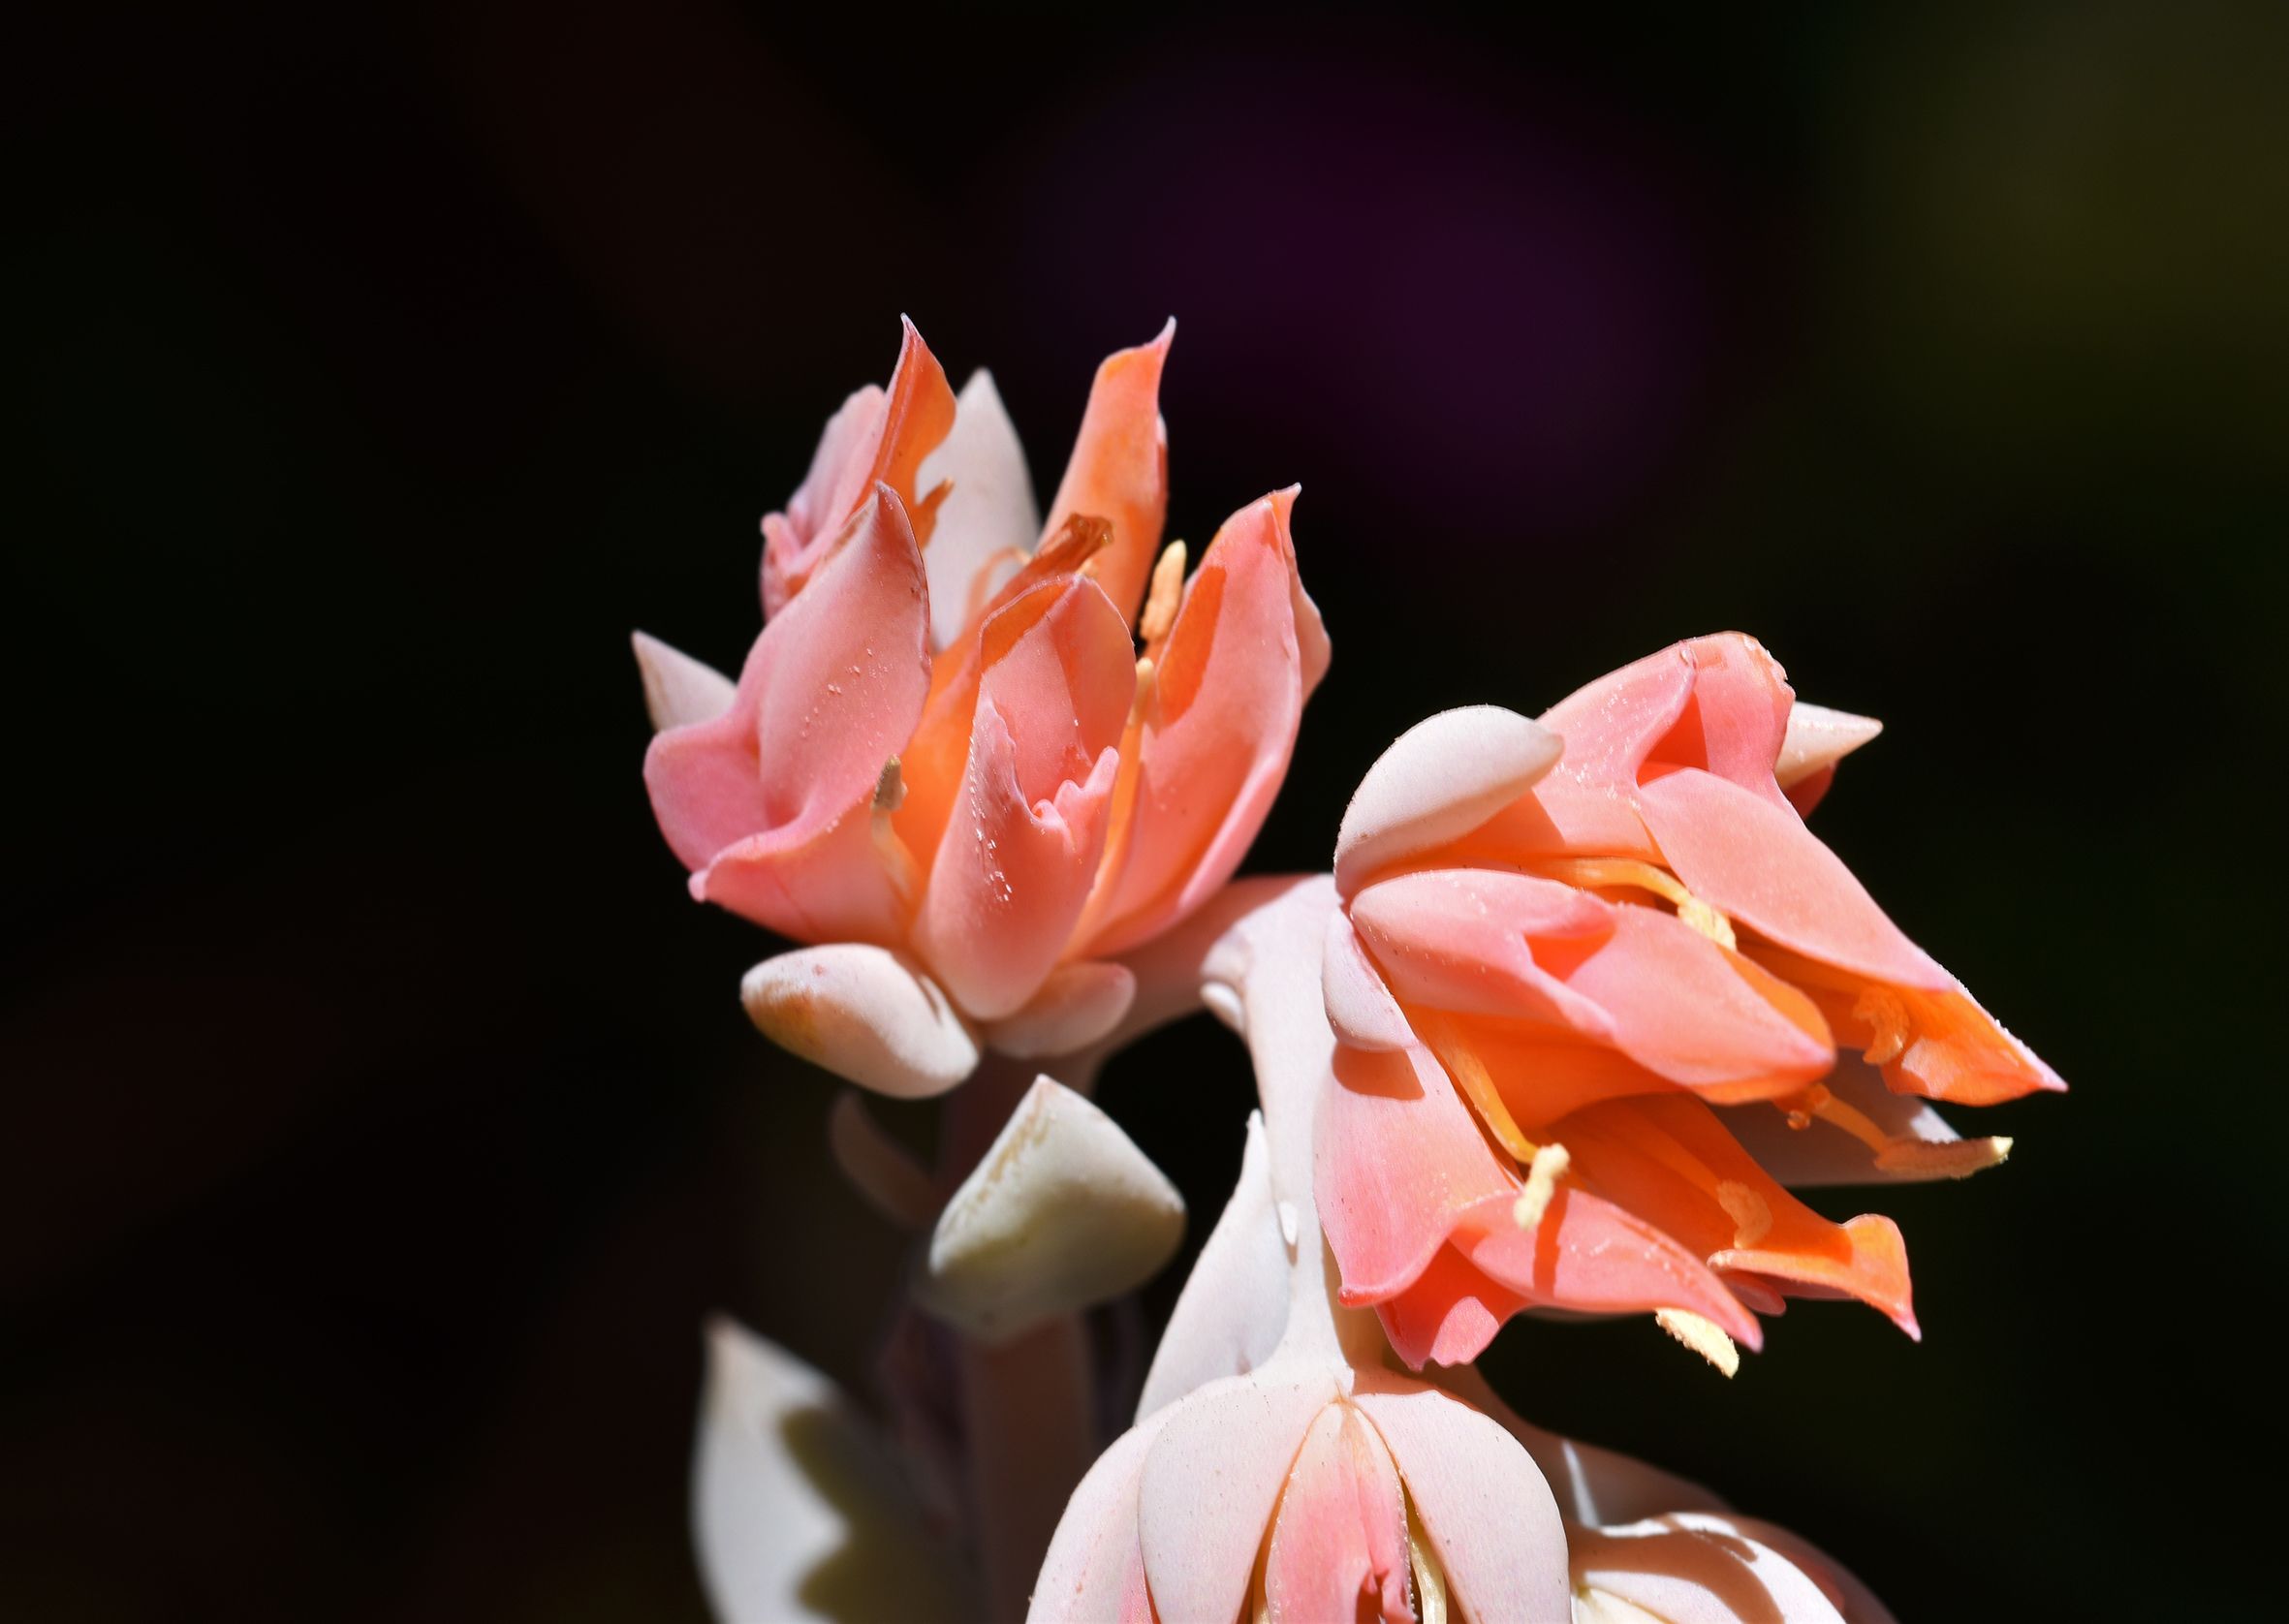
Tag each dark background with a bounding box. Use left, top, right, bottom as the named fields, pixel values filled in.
left=9, top=2, right=2283, bottom=1617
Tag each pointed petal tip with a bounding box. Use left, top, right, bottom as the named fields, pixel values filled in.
left=1776, top=702, right=1885, bottom=790
left=632, top=629, right=737, bottom=733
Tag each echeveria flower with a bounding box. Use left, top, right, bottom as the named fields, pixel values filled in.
left=637, top=321, right=1328, bottom=1095
left=1033, top=876, right=1894, bottom=1623
left=1317, top=635, right=2064, bottom=1368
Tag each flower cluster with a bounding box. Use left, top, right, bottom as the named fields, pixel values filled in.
left=639, top=324, right=2062, bottom=1623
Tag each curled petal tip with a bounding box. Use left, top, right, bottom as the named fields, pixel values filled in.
left=1334, top=707, right=1564, bottom=895
left=919, top=1077, right=1184, bottom=1343
left=740, top=945, right=979, bottom=1099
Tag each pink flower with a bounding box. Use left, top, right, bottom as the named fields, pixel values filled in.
left=1317, top=635, right=2064, bottom=1369
left=637, top=321, right=1328, bottom=1094
left=1029, top=878, right=1572, bottom=1624
left=1033, top=877, right=1893, bottom=1623
left=1032, top=1359, right=1570, bottom=1623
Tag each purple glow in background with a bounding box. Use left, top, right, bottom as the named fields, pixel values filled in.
left=11, top=4, right=2283, bottom=1620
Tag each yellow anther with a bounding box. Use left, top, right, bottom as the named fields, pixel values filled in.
left=1512, top=1142, right=1571, bottom=1231
left=869, top=759, right=919, bottom=905
left=1675, top=894, right=1738, bottom=950
left=1140, top=540, right=1187, bottom=645
left=1873, top=1135, right=2015, bottom=1180
left=872, top=756, right=906, bottom=813
left=1714, top=1179, right=1772, bottom=1247
left=1654, top=1309, right=1740, bottom=1377
left=1130, top=655, right=1157, bottom=725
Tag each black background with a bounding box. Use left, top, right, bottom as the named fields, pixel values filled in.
left=10, top=3, right=2284, bottom=1618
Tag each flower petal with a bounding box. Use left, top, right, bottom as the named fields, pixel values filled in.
left=1265, top=1403, right=1418, bottom=1624
left=1432, top=1366, right=1728, bottom=1526
left=920, top=369, right=1039, bottom=651
left=919, top=1077, right=1184, bottom=1344
left=1570, top=1514, right=1853, bottom=1624
left=695, top=1318, right=975, bottom=1624
left=1744, top=946, right=2066, bottom=1106
left=1138, top=1373, right=1333, bottom=1624
left=1080, top=488, right=1326, bottom=957
left=647, top=486, right=931, bottom=942
left=983, top=961, right=1138, bottom=1059
left=1542, top=640, right=1698, bottom=767
left=1557, top=904, right=1835, bottom=1093
left=1375, top=1245, right=1524, bottom=1369
left=1139, top=1110, right=1293, bottom=1420
left=1318, top=1043, right=1516, bottom=1306
left=1451, top=1188, right=1763, bottom=1350
left=1514, top=633, right=1795, bottom=860
left=1323, top=910, right=1421, bottom=1052
left=1028, top=1416, right=1167, bottom=1624
left=1351, top=1380, right=1573, bottom=1624
left=1720, top=1515, right=1899, bottom=1624
left=764, top=318, right=957, bottom=615
left=741, top=944, right=980, bottom=1100
left=1042, top=322, right=1173, bottom=628
left=1333, top=706, right=1563, bottom=897
left=1636, top=767, right=1949, bottom=990
left=1558, top=1094, right=1918, bottom=1336
left=762, top=382, right=882, bottom=618
left=1348, top=868, right=1616, bottom=1035
left=914, top=577, right=1133, bottom=1018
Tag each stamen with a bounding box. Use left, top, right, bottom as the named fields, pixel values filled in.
left=1420, top=1017, right=1539, bottom=1162
left=1781, top=1087, right=2017, bottom=1179
left=1130, top=655, right=1157, bottom=725
left=1654, top=1309, right=1740, bottom=1377
left=1803, top=1085, right=1890, bottom=1155
left=1527, top=856, right=1737, bottom=947
left=1139, top=540, right=1187, bottom=645
left=1855, top=987, right=1912, bottom=1065
left=1512, top=1142, right=1571, bottom=1231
